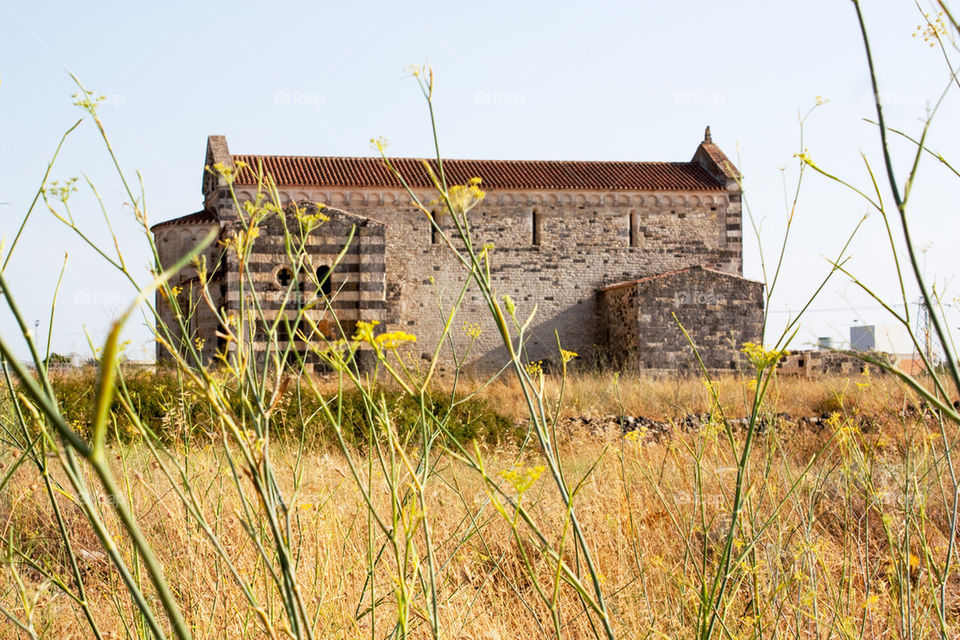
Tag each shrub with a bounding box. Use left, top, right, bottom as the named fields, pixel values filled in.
left=47, top=367, right=517, bottom=447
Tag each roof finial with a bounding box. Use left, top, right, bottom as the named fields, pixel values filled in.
left=704, top=126, right=712, bottom=144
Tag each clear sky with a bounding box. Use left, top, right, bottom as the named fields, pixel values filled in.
left=1, top=0, right=957, bottom=362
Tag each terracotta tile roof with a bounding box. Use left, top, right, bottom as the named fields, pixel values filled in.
left=230, top=155, right=725, bottom=192
left=697, top=142, right=741, bottom=180
left=150, top=209, right=218, bottom=231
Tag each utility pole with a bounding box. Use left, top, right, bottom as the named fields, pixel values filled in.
left=916, top=296, right=932, bottom=368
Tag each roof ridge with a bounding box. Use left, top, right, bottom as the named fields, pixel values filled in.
left=234, top=153, right=699, bottom=165
left=229, top=154, right=726, bottom=192
left=600, top=265, right=760, bottom=291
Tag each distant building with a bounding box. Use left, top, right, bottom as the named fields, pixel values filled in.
left=817, top=337, right=840, bottom=350
left=850, top=324, right=876, bottom=351
left=894, top=355, right=926, bottom=376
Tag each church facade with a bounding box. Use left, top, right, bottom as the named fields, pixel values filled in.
left=152, top=130, right=763, bottom=372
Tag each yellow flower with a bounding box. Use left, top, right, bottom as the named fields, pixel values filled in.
left=223, top=225, right=261, bottom=257
left=210, top=162, right=237, bottom=184
left=46, top=178, right=78, bottom=204
left=72, top=90, right=105, bottom=112
left=444, top=181, right=485, bottom=217
left=374, top=331, right=417, bottom=350
left=499, top=464, right=546, bottom=495
left=463, top=322, right=482, bottom=339
left=352, top=320, right=380, bottom=345
left=856, top=365, right=870, bottom=390
left=560, top=349, right=578, bottom=364
left=294, top=205, right=328, bottom=230
left=740, top=342, right=788, bottom=373
left=913, top=12, right=948, bottom=44
left=370, top=136, right=389, bottom=153
left=526, top=360, right=543, bottom=377
left=351, top=322, right=416, bottom=357
left=795, top=149, right=818, bottom=171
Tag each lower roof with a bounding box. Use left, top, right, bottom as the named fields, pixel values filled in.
left=599, top=265, right=761, bottom=292
left=150, top=209, right=218, bottom=231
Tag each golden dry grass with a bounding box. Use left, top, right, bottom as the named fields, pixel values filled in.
left=2, top=372, right=958, bottom=639
left=458, top=370, right=923, bottom=421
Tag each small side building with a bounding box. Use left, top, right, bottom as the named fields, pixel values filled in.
left=598, top=266, right=764, bottom=371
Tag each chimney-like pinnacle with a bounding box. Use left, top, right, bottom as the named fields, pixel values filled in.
left=704, top=126, right=712, bottom=144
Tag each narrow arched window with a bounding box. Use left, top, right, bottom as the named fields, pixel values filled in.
left=316, top=265, right=332, bottom=297
left=629, top=209, right=639, bottom=247
left=532, top=210, right=541, bottom=246
left=429, top=211, right=440, bottom=245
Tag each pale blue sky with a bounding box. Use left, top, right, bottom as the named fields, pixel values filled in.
left=1, top=0, right=957, bottom=361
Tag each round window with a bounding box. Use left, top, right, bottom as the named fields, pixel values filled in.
left=276, top=266, right=293, bottom=287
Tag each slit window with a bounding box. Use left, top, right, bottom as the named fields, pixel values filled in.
left=629, top=210, right=638, bottom=247
left=316, top=266, right=332, bottom=297
left=532, top=210, right=541, bottom=246
left=430, top=214, right=440, bottom=245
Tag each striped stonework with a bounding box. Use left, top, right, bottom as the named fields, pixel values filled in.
left=229, top=206, right=386, bottom=365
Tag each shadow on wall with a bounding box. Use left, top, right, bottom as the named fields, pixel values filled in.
left=455, top=302, right=605, bottom=375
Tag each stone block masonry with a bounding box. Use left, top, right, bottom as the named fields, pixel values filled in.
left=599, top=266, right=764, bottom=372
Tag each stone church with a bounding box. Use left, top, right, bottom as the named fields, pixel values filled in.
left=152, top=129, right=763, bottom=372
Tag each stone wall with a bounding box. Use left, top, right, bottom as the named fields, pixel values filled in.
left=230, top=206, right=385, bottom=362
left=155, top=131, right=754, bottom=373
left=154, top=206, right=386, bottom=368
left=224, top=186, right=741, bottom=372
left=599, top=266, right=764, bottom=372
left=776, top=350, right=886, bottom=376
left=153, top=218, right=225, bottom=363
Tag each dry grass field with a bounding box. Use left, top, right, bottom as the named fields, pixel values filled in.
left=2, top=370, right=957, bottom=639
